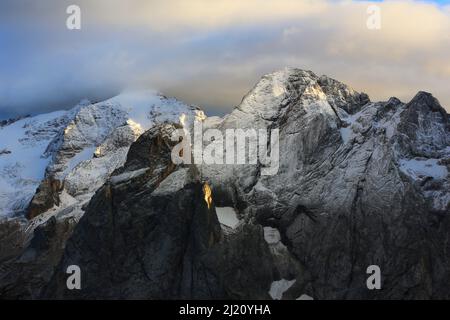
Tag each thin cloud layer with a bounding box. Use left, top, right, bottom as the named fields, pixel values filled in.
left=0, top=0, right=449, bottom=118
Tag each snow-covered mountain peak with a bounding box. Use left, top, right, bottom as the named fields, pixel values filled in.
left=0, top=90, right=205, bottom=220
left=0, top=69, right=449, bottom=300
left=222, top=68, right=368, bottom=131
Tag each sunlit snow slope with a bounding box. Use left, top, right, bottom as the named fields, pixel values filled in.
left=0, top=90, right=205, bottom=219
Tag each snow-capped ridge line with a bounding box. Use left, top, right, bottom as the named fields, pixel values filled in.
left=0, top=89, right=205, bottom=220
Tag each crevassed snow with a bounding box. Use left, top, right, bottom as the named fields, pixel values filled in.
left=216, top=207, right=240, bottom=229
left=269, top=279, right=296, bottom=300
left=399, top=158, right=447, bottom=180
left=0, top=89, right=204, bottom=219
left=0, top=110, right=69, bottom=217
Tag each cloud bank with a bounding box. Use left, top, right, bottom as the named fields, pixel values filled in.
left=0, top=0, right=449, bottom=118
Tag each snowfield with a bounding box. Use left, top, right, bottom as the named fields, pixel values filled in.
left=0, top=110, right=68, bottom=217
left=0, top=90, right=204, bottom=219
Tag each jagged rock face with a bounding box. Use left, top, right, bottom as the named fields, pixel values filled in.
left=44, top=124, right=283, bottom=299
left=199, top=68, right=450, bottom=299
left=26, top=178, right=63, bottom=219
left=0, top=110, right=71, bottom=218
left=0, top=68, right=449, bottom=300
left=0, top=216, right=76, bottom=299
left=317, top=75, right=370, bottom=115
left=24, top=94, right=200, bottom=220
left=0, top=90, right=203, bottom=220
left=396, top=92, right=449, bottom=158
left=0, top=92, right=207, bottom=299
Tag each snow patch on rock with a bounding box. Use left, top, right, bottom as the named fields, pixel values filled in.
left=216, top=207, right=240, bottom=229
left=269, top=279, right=296, bottom=300
left=111, top=168, right=149, bottom=185
left=399, top=158, right=447, bottom=180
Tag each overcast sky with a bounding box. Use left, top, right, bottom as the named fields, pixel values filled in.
left=1, top=0, right=449, bottom=118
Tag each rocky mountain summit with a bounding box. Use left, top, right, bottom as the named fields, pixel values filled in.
left=0, top=68, right=449, bottom=299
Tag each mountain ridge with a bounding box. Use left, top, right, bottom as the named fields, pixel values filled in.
left=0, top=68, right=449, bottom=299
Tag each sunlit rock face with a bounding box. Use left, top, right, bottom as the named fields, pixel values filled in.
left=0, top=68, right=449, bottom=299
left=200, top=68, right=450, bottom=299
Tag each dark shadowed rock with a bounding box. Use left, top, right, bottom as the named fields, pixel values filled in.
left=0, top=216, right=76, bottom=299
left=1, top=68, right=449, bottom=300
left=201, top=68, right=450, bottom=299
left=44, top=123, right=281, bottom=299
left=26, top=178, right=63, bottom=219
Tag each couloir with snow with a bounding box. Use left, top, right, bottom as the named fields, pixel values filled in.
left=0, top=68, right=449, bottom=299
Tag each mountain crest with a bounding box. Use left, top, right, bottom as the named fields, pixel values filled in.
left=0, top=69, right=449, bottom=300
